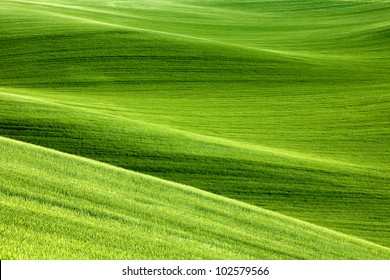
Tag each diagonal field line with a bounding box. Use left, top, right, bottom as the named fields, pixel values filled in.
left=1, top=133, right=390, bottom=252
left=0, top=88, right=385, bottom=172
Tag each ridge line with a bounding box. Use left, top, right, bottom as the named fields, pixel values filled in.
left=0, top=88, right=378, bottom=171
left=1, top=134, right=389, bottom=251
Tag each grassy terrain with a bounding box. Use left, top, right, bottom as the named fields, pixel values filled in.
left=1, top=136, right=390, bottom=259
left=0, top=0, right=389, bottom=258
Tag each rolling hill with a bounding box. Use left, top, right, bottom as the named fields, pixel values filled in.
left=1, top=136, right=389, bottom=259
left=0, top=0, right=389, bottom=258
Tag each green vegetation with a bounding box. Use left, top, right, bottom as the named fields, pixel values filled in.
left=0, top=0, right=389, bottom=258
left=1, top=136, right=389, bottom=259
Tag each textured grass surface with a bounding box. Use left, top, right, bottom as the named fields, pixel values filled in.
left=0, top=0, right=389, bottom=258
left=1, top=88, right=389, bottom=249
left=1, top=136, right=390, bottom=259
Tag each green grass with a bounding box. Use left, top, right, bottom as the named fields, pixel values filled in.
left=1, top=87, right=389, bottom=249
left=1, top=136, right=390, bottom=259
left=0, top=0, right=389, bottom=258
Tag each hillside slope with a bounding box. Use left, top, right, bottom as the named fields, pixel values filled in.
left=1, top=136, right=389, bottom=259
left=0, top=0, right=389, bottom=251
left=1, top=88, right=389, bottom=249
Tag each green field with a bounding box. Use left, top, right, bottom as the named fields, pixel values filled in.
left=0, top=0, right=389, bottom=259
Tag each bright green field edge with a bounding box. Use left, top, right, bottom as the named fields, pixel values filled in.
left=1, top=136, right=389, bottom=259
